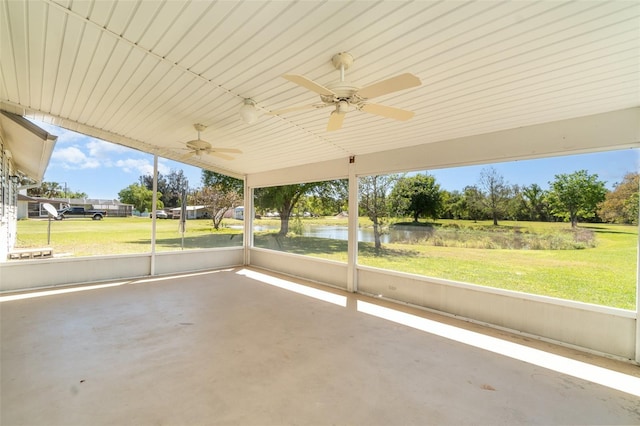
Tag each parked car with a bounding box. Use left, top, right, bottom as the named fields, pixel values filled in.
left=56, top=206, right=107, bottom=220
left=151, top=210, right=168, bottom=219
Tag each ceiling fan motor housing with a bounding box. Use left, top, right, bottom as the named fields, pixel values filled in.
left=186, top=139, right=210, bottom=151
left=323, top=82, right=361, bottom=106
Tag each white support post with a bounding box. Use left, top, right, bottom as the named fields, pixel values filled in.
left=243, top=178, right=252, bottom=266
left=636, top=193, right=640, bottom=363
left=150, top=154, right=158, bottom=276
left=347, top=156, right=358, bottom=293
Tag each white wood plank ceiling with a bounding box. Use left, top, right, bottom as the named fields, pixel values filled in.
left=1, top=0, right=638, bottom=178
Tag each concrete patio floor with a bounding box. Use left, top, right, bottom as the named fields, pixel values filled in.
left=1, top=267, right=639, bottom=425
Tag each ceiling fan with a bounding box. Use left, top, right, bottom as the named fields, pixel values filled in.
left=181, top=123, right=241, bottom=160
left=270, top=52, right=421, bottom=131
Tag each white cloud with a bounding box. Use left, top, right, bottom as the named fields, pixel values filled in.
left=41, top=123, right=157, bottom=175
left=51, top=146, right=101, bottom=169
left=115, top=158, right=170, bottom=176
left=115, top=158, right=152, bottom=175
left=87, top=140, right=128, bottom=159
left=158, top=163, right=170, bottom=175
left=52, top=146, right=84, bottom=163
left=156, top=160, right=171, bottom=175
left=33, top=118, right=191, bottom=182
left=30, top=120, right=132, bottom=160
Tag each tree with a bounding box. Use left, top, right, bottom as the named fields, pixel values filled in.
left=463, top=185, right=485, bottom=222
left=478, top=167, right=510, bottom=226
left=118, top=183, right=163, bottom=213
left=598, top=172, right=639, bottom=224
left=139, top=173, right=168, bottom=199
left=547, top=170, right=607, bottom=228
left=27, top=181, right=64, bottom=198
left=506, top=184, right=528, bottom=221
left=359, top=174, right=397, bottom=252
left=254, top=183, right=320, bottom=236
left=66, top=190, right=89, bottom=199
left=139, top=169, right=189, bottom=208
left=190, top=185, right=242, bottom=230
left=440, top=190, right=467, bottom=220
left=522, top=183, right=548, bottom=221
left=165, top=170, right=189, bottom=207
left=27, top=181, right=89, bottom=199
left=202, top=170, right=244, bottom=196
left=389, top=173, right=442, bottom=222
left=298, top=180, right=348, bottom=217
left=311, top=178, right=348, bottom=215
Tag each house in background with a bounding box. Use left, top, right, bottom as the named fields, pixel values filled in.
left=233, top=206, right=244, bottom=220
left=16, top=194, right=66, bottom=219
left=17, top=196, right=133, bottom=219
left=89, top=200, right=133, bottom=217
left=168, top=205, right=209, bottom=220
left=0, top=112, right=56, bottom=260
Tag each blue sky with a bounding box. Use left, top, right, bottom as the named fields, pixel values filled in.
left=423, top=149, right=638, bottom=193
left=34, top=120, right=204, bottom=200
left=33, top=120, right=638, bottom=200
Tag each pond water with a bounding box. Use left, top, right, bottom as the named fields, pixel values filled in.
left=252, top=224, right=433, bottom=243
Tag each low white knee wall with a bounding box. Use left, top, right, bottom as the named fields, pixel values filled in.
left=249, top=248, right=348, bottom=290
left=0, top=248, right=244, bottom=292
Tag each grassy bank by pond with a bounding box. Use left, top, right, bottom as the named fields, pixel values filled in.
left=15, top=217, right=637, bottom=309
left=255, top=219, right=637, bottom=310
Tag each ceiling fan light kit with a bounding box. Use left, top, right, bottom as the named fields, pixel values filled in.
left=240, top=98, right=260, bottom=124
left=271, top=52, right=421, bottom=131
left=337, top=100, right=350, bottom=114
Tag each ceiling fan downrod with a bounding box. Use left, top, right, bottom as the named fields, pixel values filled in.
left=193, top=123, right=206, bottom=140
left=332, top=52, right=353, bottom=83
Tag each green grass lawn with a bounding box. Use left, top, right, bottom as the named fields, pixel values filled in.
left=16, top=217, right=637, bottom=309
left=255, top=219, right=638, bottom=310
left=16, top=216, right=243, bottom=256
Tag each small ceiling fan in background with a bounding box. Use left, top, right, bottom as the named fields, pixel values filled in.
left=181, top=123, right=242, bottom=160
left=270, top=52, right=422, bottom=131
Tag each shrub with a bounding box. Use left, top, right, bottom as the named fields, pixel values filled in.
left=403, top=224, right=597, bottom=250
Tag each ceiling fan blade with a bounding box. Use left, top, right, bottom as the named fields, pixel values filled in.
left=179, top=152, right=196, bottom=161
left=361, top=103, right=415, bottom=121
left=327, top=111, right=345, bottom=131
left=185, top=139, right=210, bottom=146
left=283, top=74, right=336, bottom=96
left=211, top=148, right=242, bottom=154
left=268, top=104, right=320, bottom=115
left=208, top=152, right=235, bottom=160
left=356, top=73, right=421, bottom=99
